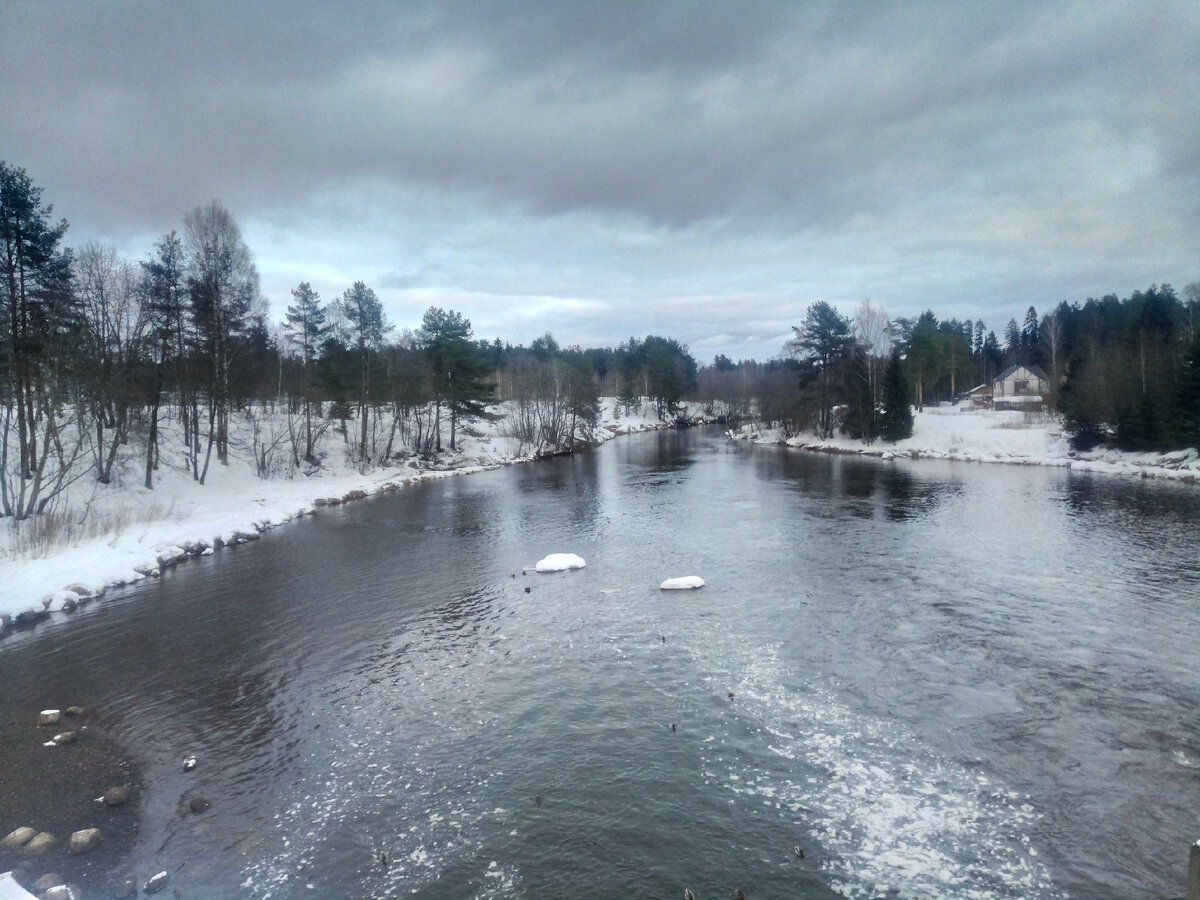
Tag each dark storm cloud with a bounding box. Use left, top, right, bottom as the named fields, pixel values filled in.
left=1, top=0, right=1197, bottom=357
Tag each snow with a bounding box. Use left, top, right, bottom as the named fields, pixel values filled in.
left=534, top=553, right=587, bottom=573
left=729, top=406, right=1200, bottom=483
left=0, top=873, right=38, bottom=900
left=4, top=400, right=1195, bottom=632
left=660, top=576, right=705, bottom=590
left=0, top=398, right=667, bottom=627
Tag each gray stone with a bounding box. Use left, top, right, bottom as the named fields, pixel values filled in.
left=25, top=832, right=56, bottom=854
left=144, top=871, right=170, bottom=894
left=102, top=786, right=131, bottom=807
left=2, top=826, right=36, bottom=848
left=64, top=706, right=86, bottom=717
left=51, top=731, right=78, bottom=745
left=41, top=884, right=82, bottom=900
left=68, top=827, right=101, bottom=854
left=32, top=874, right=64, bottom=892
left=37, top=710, right=61, bottom=727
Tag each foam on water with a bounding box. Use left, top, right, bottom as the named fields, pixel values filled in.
left=238, top=608, right=525, bottom=899
left=701, top=648, right=1066, bottom=900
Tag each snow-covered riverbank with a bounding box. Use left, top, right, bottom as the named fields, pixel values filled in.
left=4, top=402, right=1197, bottom=630
left=729, top=405, right=1200, bottom=482
left=0, top=400, right=670, bottom=626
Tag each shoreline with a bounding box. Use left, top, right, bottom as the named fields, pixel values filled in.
left=0, top=405, right=676, bottom=632
left=728, top=406, right=1200, bottom=484
left=5, top=405, right=1198, bottom=636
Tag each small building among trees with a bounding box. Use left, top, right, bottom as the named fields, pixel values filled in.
left=992, top=364, right=1048, bottom=411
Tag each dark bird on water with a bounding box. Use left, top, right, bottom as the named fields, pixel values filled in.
left=533, top=795, right=544, bottom=807
left=684, top=891, right=696, bottom=900
left=671, top=723, right=676, bottom=732
left=662, top=636, right=666, bottom=643
left=525, top=586, right=531, bottom=593
left=794, top=846, right=805, bottom=858
left=379, top=851, right=389, bottom=866
left=727, top=692, right=735, bottom=700
left=734, top=890, right=746, bottom=900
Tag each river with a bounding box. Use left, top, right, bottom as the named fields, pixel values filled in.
left=2, top=428, right=1198, bottom=899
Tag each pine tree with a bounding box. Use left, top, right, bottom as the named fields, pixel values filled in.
left=283, top=282, right=329, bottom=463
left=879, top=347, right=913, bottom=442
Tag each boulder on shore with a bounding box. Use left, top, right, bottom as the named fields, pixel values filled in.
left=68, top=828, right=101, bottom=854
left=24, top=831, right=57, bottom=854
left=102, top=786, right=131, bottom=807
left=2, top=826, right=37, bottom=849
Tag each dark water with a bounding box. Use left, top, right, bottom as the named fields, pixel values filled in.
left=2, top=429, right=1199, bottom=899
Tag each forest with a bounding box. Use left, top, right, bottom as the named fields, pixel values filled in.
left=3, top=161, right=1198, bottom=524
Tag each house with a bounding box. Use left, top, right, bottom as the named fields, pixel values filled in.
left=961, top=382, right=993, bottom=410
left=992, top=364, right=1048, bottom=410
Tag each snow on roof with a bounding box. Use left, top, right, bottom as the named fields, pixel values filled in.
left=994, top=363, right=1049, bottom=382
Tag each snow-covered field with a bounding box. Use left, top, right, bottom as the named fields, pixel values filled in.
left=0, top=400, right=668, bottom=625
left=3, top=402, right=1196, bottom=629
left=730, top=405, right=1200, bottom=481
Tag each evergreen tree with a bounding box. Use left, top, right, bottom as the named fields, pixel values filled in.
left=788, top=301, right=853, bottom=438
left=0, top=162, right=80, bottom=518
left=283, top=281, right=329, bottom=463
left=140, top=230, right=187, bottom=488
left=415, top=306, right=494, bottom=452
left=340, top=281, right=389, bottom=463
left=879, top=346, right=913, bottom=442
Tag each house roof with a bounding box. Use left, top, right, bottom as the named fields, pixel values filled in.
left=994, top=363, right=1048, bottom=382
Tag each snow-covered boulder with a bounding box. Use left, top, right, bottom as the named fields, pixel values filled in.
left=660, top=576, right=705, bottom=590
left=535, top=553, right=587, bottom=573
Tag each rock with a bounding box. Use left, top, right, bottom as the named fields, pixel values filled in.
left=41, top=884, right=82, bottom=900
left=32, top=874, right=65, bottom=893
left=144, top=871, right=170, bottom=894
left=2, top=826, right=37, bottom=849
left=188, top=796, right=210, bottom=814
left=534, top=552, right=586, bottom=573
left=659, top=575, right=705, bottom=590
left=61, top=598, right=78, bottom=613
left=51, top=731, right=78, bottom=745
left=14, top=609, right=49, bottom=627
left=111, top=875, right=138, bottom=898
left=102, top=786, right=131, bottom=807
left=68, top=828, right=101, bottom=854
left=182, top=755, right=197, bottom=771
left=38, top=710, right=61, bottom=726
left=64, top=706, right=86, bottom=717
left=25, top=832, right=56, bottom=854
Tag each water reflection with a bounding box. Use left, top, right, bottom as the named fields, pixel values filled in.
left=1, top=431, right=1197, bottom=900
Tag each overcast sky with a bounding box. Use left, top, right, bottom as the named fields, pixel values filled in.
left=3, top=1, right=1197, bottom=361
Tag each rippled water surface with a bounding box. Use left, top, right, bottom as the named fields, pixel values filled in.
left=3, top=429, right=1199, bottom=899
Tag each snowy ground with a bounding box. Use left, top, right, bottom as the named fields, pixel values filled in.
left=729, top=404, right=1200, bottom=482
left=0, top=399, right=669, bottom=625
left=3, top=402, right=1197, bottom=629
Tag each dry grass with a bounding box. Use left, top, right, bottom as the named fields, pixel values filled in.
left=2, top=499, right=176, bottom=561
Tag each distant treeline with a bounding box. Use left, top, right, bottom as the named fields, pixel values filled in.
left=694, top=289, right=1200, bottom=452
left=3, top=161, right=1197, bottom=521
left=0, top=163, right=699, bottom=520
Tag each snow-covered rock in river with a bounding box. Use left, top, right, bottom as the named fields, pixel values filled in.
left=659, top=576, right=705, bottom=590
left=535, top=553, right=587, bottom=573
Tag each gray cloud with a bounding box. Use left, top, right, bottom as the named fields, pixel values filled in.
left=2, top=0, right=1197, bottom=360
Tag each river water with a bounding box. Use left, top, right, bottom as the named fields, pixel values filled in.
left=2, top=428, right=1198, bottom=899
